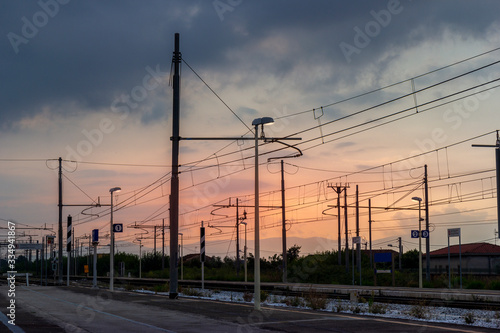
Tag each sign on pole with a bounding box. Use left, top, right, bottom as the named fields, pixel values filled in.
left=447, top=227, right=462, bottom=289
left=352, top=236, right=361, bottom=244
left=200, top=227, right=205, bottom=262
left=67, top=215, right=72, bottom=252
left=200, top=225, right=205, bottom=290
left=92, top=229, right=99, bottom=245
left=421, top=230, right=430, bottom=238
left=113, top=223, right=123, bottom=233
left=411, top=230, right=419, bottom=238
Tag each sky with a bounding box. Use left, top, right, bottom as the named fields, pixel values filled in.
left=1, top=0, right=500, bottom=259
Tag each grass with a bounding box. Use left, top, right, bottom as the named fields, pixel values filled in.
left=304, top=289, right=328, bottom=310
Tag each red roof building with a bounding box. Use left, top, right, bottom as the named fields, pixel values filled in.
left=429, top=242, right=500, bottom=275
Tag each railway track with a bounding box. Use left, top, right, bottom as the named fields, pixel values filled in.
left=17, top=275, right=500, bottom=310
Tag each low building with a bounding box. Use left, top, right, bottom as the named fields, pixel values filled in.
left=429, top=242, right=500, bottom=275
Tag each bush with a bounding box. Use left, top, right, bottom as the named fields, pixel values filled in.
left=466, top=280, right=485, bottom=290
left=489, top=280, right=500, bottom=290
left=181, top=287, right=202, bottom=296
left=333, top=298, right=344, bottom=313
left=369, top=303, right=387, bottom=314
left=463, top=312, right=476, bottom=324
left=304, top=289, right=327, bottom=310
left=243, top=292, right=253, bottom=302
left=283, top=296, right=304, bottom=307
left=260, top=291, right=269, bottom=302
left=153, top=283, right=169, bottom=293
left=408, top=303, right=429, bottom=319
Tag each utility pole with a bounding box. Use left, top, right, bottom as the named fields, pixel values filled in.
left=281, top=160, right=287, bottom=282
left=154, top=226, right=157, bottom=254
left=472, top=131, right=500, bottom=239
left=344, top=187, right=349, bottom=273
left=398, top=237, right=402, bottom=270
left=369, top=199, right=373, bottom=269
left=424, top=164, right=430, bottom=281
left=162, top=218, right=165, bottom=270
left=58, top=157, right=63, bottom=284
left=169, top=32, right=181, bottom=299
left=356, top=185, right=361, bottom=275
left=236, top=198, right=240, bottom=277
left=330, top=184, right=347, bottom=265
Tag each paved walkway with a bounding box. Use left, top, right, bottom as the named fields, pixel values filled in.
left=0, top=285, right=497, bottom=332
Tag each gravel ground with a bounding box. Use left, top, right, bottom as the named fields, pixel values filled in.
left=131, top=287, right=500, bottom=330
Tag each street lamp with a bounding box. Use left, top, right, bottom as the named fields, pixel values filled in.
left=412, top=196, right=423, bottom=289
left=109, top=186, right=121, bottom=291
left=240, top=221, right=248, bottom=283
left=252, top=116, right=274, bottom=311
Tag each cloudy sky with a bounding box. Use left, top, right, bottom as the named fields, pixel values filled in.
left=2, top=0, right=500, bottom=258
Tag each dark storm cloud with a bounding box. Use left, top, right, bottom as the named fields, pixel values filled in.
left=1, top=0, right=499, bottom=126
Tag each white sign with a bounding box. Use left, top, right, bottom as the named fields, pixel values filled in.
left=448, top=228, right=460, bottom=237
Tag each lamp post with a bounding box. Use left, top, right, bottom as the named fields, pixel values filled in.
left=252, top=116, right=274, bottom=311
left=178, top=233, right=183, bottom=281
left=240, top=221, right=248, bottom=283
left=138, top=239, right=142, bottom=279
left=109, top=186, right=121, bottom=291
left=412, top=196, right=423, bottom=289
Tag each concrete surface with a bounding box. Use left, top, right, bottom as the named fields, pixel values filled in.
left=0, top=284, right=498, bottom=333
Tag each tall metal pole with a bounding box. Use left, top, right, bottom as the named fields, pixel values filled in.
left=169, top=33, right=181, bottom=299
left=398, top=237, right=402, bottom=270
left=93, top=244, right=97, bottom=288
left=418, top=200, right=422, bottom=289
left=344, top=188, right=349, bottom=273
left=424, top=164, right=430, bottom=281
left=162, top=218, right=165, bottom=270
left=496, top=136, right=500, bottom=238
left=254, top=124, right=261, bottom=310
left=236, top=199, right=240, bottom=277
left=356, top=185, right=360, bottom=275
left=471, top=131, right=500, bottom=238
left=243, top=222, right=247, bottom=283
left=369, top=199, right=372, bottom=269
left=180, top=233, right=183, bottom=281
left=67, top=215, right=72, bottom=286
left=337, top=188, right=342, bottom=265
left=58, top=157, right=63, bottom=284
left=154, top=226, right=157, bottom=254
left=281, top=160, right=287, bottom=282
left=110, top=192, right=114, bottom=291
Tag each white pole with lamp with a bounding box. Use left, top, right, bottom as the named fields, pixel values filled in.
left=252, top=116, right=274, bottom=311
left=412, top=196, right=423, bottom=289
left=109, top=186, right=121, bottom=291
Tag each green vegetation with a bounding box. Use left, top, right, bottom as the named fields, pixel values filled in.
left=4, top=245, right=500, bottom=291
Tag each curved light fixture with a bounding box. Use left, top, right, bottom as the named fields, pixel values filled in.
left=110, top=187, right=121, bottom=194
left=411, top=196, right=422, bottom=202
left=252, top=117, right=274, bottom=126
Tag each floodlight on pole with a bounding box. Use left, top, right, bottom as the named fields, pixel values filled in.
left=109, top=186, right=121, bottom=291
left=253, top=116, right=274, bottom=311
left=412, top=196, right=423, bottom=289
